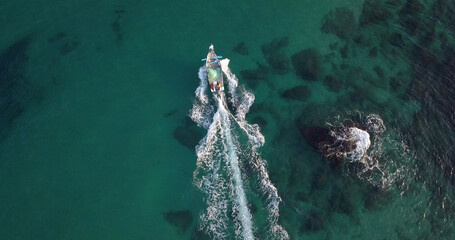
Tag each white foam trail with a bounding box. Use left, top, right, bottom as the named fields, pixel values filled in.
left=218, top=100, right=254, bottom=240
left=221, top=59, right=289, bottom=240
left=191, top=61, right=288, bottom=240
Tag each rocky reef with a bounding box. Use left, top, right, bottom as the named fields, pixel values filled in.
left=162, top=210, right=193, bottom=234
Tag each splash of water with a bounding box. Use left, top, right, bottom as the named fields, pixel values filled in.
left=190, top=59, right=288, bottom=239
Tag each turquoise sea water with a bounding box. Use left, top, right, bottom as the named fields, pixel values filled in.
left=1, top=0, right=455, bottom=239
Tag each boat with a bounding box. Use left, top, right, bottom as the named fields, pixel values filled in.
left=201, top=44, right=224, bottom=92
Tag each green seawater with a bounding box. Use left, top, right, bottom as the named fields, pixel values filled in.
left=1, top=0, right=455, bottom=239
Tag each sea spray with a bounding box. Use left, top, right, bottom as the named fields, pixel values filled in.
left=190, top=60, right=288, bottom=239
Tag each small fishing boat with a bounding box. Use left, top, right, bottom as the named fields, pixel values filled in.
left=202, top=44, right=224, bottom=92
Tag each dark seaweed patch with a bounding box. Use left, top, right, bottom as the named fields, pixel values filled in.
left=59, top=39, right=79, bottom=55
left=173, top=117, right=204, bottom=150
left=323, top=75, right=342, bottom=92
left=389, top=32, right=405, bottom=48
left=340, top=44, right=348, bottom=58
left=373, top=66, right=385, bottom=79
left=0, top=36, right=32, bottom=139
left=368, top=47, right=378, bottom=57
left=111, top=8, right=126, bottom=42
left=281, top=85, right=312, bottom=102
left=233, top=42, right=248, bottom=56
left=164, top=109, right=178, bottom=118
left=239, top=62, right=269, bottom=89
left=301, top=211, right=325, bottom=232
left=261, top=37, right=291, bottom=74
left=48, top=32, right=67, bottom=43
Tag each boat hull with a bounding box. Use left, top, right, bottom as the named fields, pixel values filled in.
left=205, top=47, right=224, bottom=92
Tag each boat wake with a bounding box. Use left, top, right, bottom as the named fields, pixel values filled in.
left=190, top=59, right=288, bottom=239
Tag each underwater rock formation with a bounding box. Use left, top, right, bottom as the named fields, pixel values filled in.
left=321, top=7, right=356, bottom=40
left=323, top=75, right=342, bottom=92
left=281, top=85, right=312, bottom=102
left=261, top=37, right=291, bottom=74
left=329, top=187, right=354, bottom=215
left=300, top=125, right=371, bottom=168
left=300, top=126, right=341, bottom=167
left=302, top=211, right=324, bottom=232
left=359, top=0, right=392, bottom=26
left=233, top=42, right=248, bottom=55
left=162, top=210, right=193, bottom=233
left=291, top=48, right=322, bottom=81
left=240, top=62, right=269, bottom=89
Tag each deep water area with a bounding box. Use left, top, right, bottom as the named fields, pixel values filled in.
left=1, top=0, right=455, bottom=239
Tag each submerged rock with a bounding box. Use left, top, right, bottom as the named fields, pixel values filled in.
left=300, top=125, right=371, bottom=168
left=261, top=37, right=289, bottom=54
left=291, top=48, right=322, bottom=81
left=359, top=0, right=392, bottom=26
left=233, top=42, right=248, bottom=55
left=302, top=211, right=325, bottom=232
left=321, top=7, right=356, bottom=40
left=389, top=32, right=405, bottom=48
left=323, top=75, right=342, bottom=92
left=281, top=85, right=312, bottom=102
left=398, top=0, right=425, bottom=35
left=173, top=119, right=204, bottom=150
left=261, top=37, right=291, bottom=74
left=162, top=210, right=193, bottom=233
left=189, top=227, right=210, bottom=240
left=368, top=47, right=378, bottom=57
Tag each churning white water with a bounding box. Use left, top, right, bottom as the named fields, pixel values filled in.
left=190, top=59, right=288, bottom=239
